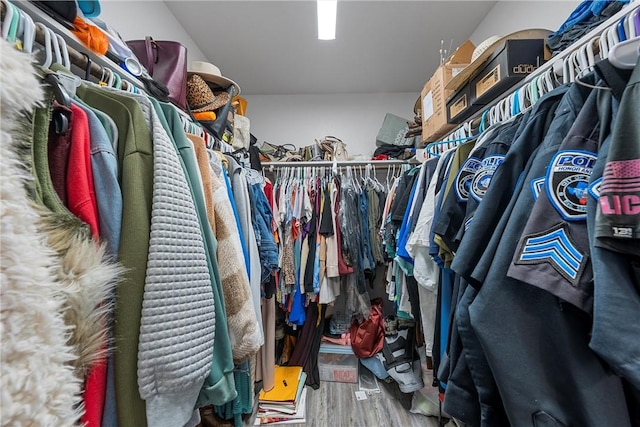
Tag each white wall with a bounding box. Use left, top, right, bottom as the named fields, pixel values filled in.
left=470, top=0, right=581, bottom=44
left=98, top=0, right=208, bottom=63
left=243, top=93, right=418, bottom=158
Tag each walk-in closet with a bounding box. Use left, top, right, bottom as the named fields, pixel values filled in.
left=1, top=1, right=639, bottom=426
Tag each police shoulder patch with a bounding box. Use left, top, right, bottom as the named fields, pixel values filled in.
left=545, top=150, right=597, bottom=221
left=531, top=177, right=545, bottom=201
left=455, top=157, right=481, bottom=202
left=514, top=223, right=588, bottom=286
left=471, top=154, right=505, bottom=202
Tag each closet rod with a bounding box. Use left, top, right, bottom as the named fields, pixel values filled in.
left=2, top=1, right=145, bottom=90
left=439, top=2, right=640, bottom=140
left=265, top=159, right=414, bottom=171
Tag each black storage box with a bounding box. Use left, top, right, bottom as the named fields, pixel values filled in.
left=446, top=83, right=485, bottom=124
left=471, top=39, right=546, bottom=105
left=446, top=38, right=547, bottom=124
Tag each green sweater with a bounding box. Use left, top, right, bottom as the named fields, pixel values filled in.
left=155, top=101, right=237, bottom=407
left=77, top=85, right=153, bottom=427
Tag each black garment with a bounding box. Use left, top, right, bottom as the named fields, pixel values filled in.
left=340, top=185, right=366, bottom=293
left=303, top=179, right=319, bottom=293
left=441, top=121, right=524, bottom=427
left=289, top=303, right=326, bottom=390
left=264, top=276, right=276, bottom=299
left=47, top=106, right=73, bottom=206
left=319, top=182, right=334, bottom=236
left=248, top=145, right=263, bottom=171
left=507, top=90, right=601, bottom=314
left=595, top=58, right=640, bottom=256
left=450, top=84, right=571, bottom=287
left=445, top=81, right=581, bottom=425
left=373, top=143, right=414, bottom=159
left=468, top=83, right=632, bottom=426
left=587, top=66, right=640, bottom=399
left=390, top=169, right=419, bottom=223
left=453, top=115, right=527, bottom=249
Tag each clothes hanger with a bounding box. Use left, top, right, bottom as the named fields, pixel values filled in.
left=113, top=70, right=122, bottom=89
left=106, top=67, right=116, bottom=88
left=576, top=43, right=590, bottom=73
left=478, top=109, right=490, bottom=133
left=78, top=52, right=92, bottom=80
left=608, top=22, right=621, bottom=48
left=46, top=28, right=63, bottom=66
left=2, top=0, right=14, bottom=40
left=20, top=9, right=35, bottom=53
left=540, top=67, right=557, bottom=94
left=6, top=2, right=19, bottom=43
left=617, top=16, right=628, bottom=42
left=609, top=36, right=640, bottom=69
left=54, top=34, right=71, bottom=69
left=528, top=76, right=540, bottom=104
left=34, top=23, right=52, bottom=68
left=586, top=36, right=600, bottom=67
left=537, top=72, right=548, bottom=97
left=625, top=11, right=636, bottom=38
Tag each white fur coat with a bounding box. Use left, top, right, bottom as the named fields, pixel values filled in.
left=1, top=39, right=121, bottom=426
left=0, top=39, right=83, bottom=426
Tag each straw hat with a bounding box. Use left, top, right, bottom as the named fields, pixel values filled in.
left=446, top=29, right=552, bottom=91
left=186, top=74, right=230, bottom=113
left=188, top=61, right=241, bottom=96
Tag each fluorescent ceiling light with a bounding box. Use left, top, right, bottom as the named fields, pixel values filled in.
left=317, top=0, right=337, bottom=40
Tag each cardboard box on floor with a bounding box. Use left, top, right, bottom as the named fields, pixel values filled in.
left=421, top=40, right=475, bottom=144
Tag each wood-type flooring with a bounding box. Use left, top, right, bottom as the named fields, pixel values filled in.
left=246, top=380, right=447, bottom=427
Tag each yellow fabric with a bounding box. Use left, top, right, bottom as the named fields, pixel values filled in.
left=233, top=96, right=247, bottom=116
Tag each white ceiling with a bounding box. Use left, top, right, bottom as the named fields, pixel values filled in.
left=165, top=1, right=497, bottom=95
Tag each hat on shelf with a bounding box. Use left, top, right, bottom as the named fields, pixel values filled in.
left=446, top=28, right=552, bottom=91
left=188, top=61, right=241, bottom=96
left=186, top=74, right=231, bottom=113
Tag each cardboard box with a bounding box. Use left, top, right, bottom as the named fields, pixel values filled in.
left=421, top=40, right=474, bottom=144
left=470, top=39, right=546, bottom=105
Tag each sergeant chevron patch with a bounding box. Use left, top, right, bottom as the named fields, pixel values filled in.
left=514, top=223, right=587, bottom=286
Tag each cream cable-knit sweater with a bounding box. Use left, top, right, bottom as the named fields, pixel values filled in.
left=134, top=97, right=215, bottom=427
left=205, top=148, right=263, bottom=363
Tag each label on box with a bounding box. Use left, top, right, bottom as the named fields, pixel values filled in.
left=450, top=94, right=467, bottom=119
left=512, top=64, right=539, bottom=74
left=422, top=91, right=433, bottom=122
left=451, top=67, right=465, bottom=77
left=422, top=91, right=434, bottom=121
left=476, top=64, right=501, bottom=98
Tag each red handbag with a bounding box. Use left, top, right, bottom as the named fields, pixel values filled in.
left=127, top=37, right=188, bottom=110
left=349, top=298, right=385, bottom=358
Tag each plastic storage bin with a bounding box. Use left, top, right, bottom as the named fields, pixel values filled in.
left=318, top=343, right=358, bottom=383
